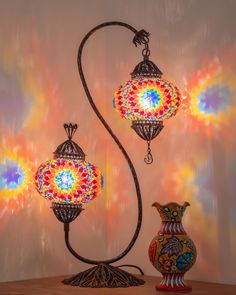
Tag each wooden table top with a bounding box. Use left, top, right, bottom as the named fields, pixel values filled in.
left=0, top=275, right=235, bottom=295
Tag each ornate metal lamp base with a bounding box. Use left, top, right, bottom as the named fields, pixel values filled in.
left=63, top=263, right=145, bottom=288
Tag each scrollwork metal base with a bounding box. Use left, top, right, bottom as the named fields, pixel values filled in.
left=63, top=264, right=145, bottom=288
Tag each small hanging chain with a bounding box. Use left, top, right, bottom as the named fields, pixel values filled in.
left=144, top=141, right=153, bottom=164
left=142, top=43, right=150, bottom=60
left=133, top=29, right=150, bottom=60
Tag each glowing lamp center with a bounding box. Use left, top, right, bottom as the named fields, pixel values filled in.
left=55, top=170, right=75, bottom=191
left=140, top=89, right=160, bottom=109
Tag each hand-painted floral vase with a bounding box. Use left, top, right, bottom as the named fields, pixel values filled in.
left=149, top=202, right=197, bottom=292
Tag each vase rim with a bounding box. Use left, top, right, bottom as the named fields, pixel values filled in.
left=152, top=201, right=190, bottom=208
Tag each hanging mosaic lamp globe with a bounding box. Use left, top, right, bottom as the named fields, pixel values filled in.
left=113, top=32, right=182, bottom=164
left=35, top=123, right=103, bottom=221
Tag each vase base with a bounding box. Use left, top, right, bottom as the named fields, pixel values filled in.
left=63, top=263, right=145, bottom=288
left=156, top=274, right=192, bottom=292
left=156, top=284, right=192, bottom=292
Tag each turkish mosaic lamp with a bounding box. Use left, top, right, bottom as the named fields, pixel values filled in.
left=113, top=31, right=181, bottom=164
left=35, top=123, right=103, bottom=222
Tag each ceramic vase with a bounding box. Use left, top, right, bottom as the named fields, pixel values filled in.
left=149, top=202, right=197, bottom=292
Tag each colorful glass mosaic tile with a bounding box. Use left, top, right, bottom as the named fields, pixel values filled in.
left=35, top=158, right=103, bottom=203
left=113, top=78, right=181, bottom=121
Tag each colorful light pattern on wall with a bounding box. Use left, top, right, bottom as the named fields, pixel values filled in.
left=0, top=136, right=35, bottom=214
left=0, top=31, right=66, bottom=215
left=0, top=6, right=235, bottom=285
left=0, top=160, right=25, bottom=190
left=0, top=39, right=48, bottom=132
left=113, top=78, right=181, bottom=121
left=35, top=158, right=103, bottom=203
left=184, top=58, right=236, bottom=137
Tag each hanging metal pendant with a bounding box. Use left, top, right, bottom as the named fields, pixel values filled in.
left=144, top=141, right=153, bottom=164
left=131, top=120, right=164, bottom=164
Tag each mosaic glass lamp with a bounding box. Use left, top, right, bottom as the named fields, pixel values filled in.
left=73, top=21, right=182, bottom=288
left=34, top=21, right=182, bottom=290
left=113, top=31, right=182, bottom=164
left=35, top=122, right=144, bottom=288
left=35, top=123, right=103, bottom=221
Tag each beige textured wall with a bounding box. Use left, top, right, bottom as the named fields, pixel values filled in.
left=0, top=0, right=236, bottom=285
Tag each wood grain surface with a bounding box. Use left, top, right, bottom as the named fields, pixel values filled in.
left=0, top=275, right=235, bottom=295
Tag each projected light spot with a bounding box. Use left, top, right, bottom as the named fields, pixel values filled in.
left=0, top=160, right=25, bottom=190
left=198, top=85, right=232, bottom=114
left=185, top=58, right=236, bottom=131
left=140, top=89, right=161, bottom=109
left=55, top=170, right=75, bottom=191
left=0, top=69, right=30, bottom=131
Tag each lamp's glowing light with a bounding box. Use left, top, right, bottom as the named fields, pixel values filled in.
left=139, top=89, right=161, bottom=109
left=114, top=78, right=181, bottom=121
left=55, top=170, right=75, bottom=191
left=35, top=158, right=103, bottom=204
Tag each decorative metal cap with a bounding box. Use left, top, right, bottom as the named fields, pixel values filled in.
left=131, top=120, right=164, bottom=141
left=51, top=202, right=84, bottom=223
left=131, top=59, right=163, bottom=79
left=54, top=123, right=86, bottom=160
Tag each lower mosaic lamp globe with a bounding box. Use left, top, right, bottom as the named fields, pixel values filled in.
left=34, top=123, right=145, bottom=288
left=35, top=123, right=103, bottom=221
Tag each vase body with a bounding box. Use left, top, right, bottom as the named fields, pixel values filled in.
left=149, top=202, right=197, bottom=292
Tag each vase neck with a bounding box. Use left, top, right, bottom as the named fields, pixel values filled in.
left=160, top=221, right=186, bottom=234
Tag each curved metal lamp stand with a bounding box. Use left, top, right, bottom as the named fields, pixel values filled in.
left=54, top=22, right=151, bottom=288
